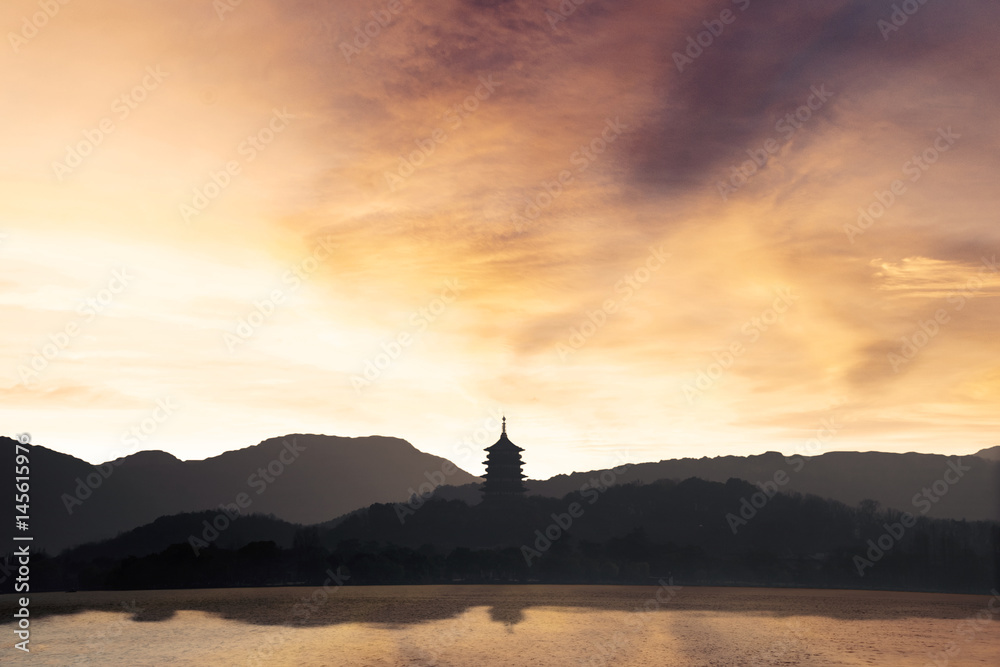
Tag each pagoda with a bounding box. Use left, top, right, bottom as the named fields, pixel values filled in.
left=481, top=416, right=527, bottom=501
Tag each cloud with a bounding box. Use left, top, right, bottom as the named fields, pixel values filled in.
left=1, top=0, right=998, bottom=473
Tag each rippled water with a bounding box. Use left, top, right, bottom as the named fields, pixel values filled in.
left=5, top=585, right=999, bottom=666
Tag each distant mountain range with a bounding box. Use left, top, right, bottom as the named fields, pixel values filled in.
left=3, top=435, right=997, bottom=555
left=2, top=434, right=479, bottom=554
left=18, top=477, right=999, bottom=595
left=528, top=448, right=1000, bottom=522
left=434, top=448, right=998, bottom=523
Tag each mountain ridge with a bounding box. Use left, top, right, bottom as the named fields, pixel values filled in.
left=2, top=433, right=481, bottom=554
left=5, top=435, right=997, bottom=555
left=974, top=445, right=1000, bottom=461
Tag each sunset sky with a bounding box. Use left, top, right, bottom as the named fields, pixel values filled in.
left=2, top=0, right=998, bottom=479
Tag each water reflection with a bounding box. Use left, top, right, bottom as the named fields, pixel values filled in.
left=2, top=584, right=995, bottom=631
left=487, top=604, right=525, bottom=626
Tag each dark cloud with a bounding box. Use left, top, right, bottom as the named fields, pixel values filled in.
left=629, top=0, right=997, bottom=193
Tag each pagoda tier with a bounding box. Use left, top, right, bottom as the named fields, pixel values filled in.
left=480, top=417, right=527, bottom=500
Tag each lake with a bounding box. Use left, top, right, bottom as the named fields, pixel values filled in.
left=5, top=585, right=998, bottom=666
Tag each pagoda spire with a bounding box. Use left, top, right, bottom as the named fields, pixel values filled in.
left=502, top=415, right=506, bottom=434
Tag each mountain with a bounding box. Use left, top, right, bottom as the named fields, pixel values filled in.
left=58, top=510, right=301, bottom=562
left=8, top=432, right=996, bottom=557
left=975, top=446, right=1000, bottom=461
left=19, top=478, right=998, bottom=595
left=2, top=434, right=480, bottom=554
left=14, top=511, right=310, bottom=593
left=432, top=450, right=999, bottom=522
left=521, top=451, right=999, bottom=521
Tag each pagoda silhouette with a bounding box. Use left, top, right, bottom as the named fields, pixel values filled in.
left=481, top=416, right=527, bottom=501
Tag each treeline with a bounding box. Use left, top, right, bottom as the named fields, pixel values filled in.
left=5, top=478, right=997, bottom=593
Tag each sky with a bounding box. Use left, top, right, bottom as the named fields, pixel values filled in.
left=2, top=0, right=998, bottom=480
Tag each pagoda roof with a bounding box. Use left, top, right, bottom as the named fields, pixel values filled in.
left=485, top=431, right=523, bottom=452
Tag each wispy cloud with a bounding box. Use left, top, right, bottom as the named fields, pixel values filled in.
left=1, top=0, right=998, bottom=475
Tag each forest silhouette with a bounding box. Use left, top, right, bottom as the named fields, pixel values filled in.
left=11, top=477, right=996, bottom=595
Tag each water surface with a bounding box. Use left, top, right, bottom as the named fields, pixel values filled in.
left=5, top=585, right=998, bottom=666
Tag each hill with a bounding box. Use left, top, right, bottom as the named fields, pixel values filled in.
left=523, top=450, right=999, bottom=522
left=8, top=433, right=995, bottom=557
left=1, top=434, right=479, bottom=554
left=15, top=477, right=997, bottom=595
left=975, top=445, right=1000, bottom=461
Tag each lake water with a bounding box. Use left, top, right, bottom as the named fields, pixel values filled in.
left=5, top=585, right=999, bottom=666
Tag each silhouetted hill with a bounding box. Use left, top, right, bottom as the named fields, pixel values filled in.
left=321, top=477, right=997, bottom=592
left=59, top=511, right=300, bottom=562
left=523, top=451, right=999, bottom=522
left=1, top=434, right=479, bottom=554
left=21, top=477, right=996, bottom=594
left=8, top=433, right=995, bottom=558
left=975, top=446, right=1000, bottom=461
